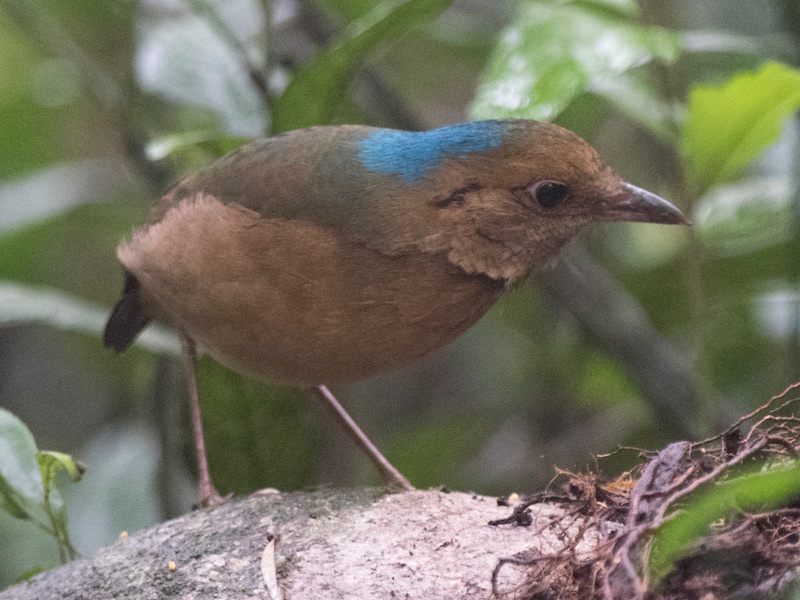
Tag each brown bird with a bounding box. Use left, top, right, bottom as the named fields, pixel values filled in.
left=104, top=119, right=687, bottom=506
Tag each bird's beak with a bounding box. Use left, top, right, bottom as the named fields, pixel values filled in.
left=601, top=182, right=689, bottom=225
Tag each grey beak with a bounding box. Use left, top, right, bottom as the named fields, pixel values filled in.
left=602, top=182, right=689, bottom=226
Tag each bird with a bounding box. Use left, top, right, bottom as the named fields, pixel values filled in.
left=104, top=119, right=687, bottom=506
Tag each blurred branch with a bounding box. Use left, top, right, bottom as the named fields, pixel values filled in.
left=542, top=251, right=700, bottom=439
left=185, top=0, right=269, bottom=98
left=661, top=119, right=716, bottom=433
left=682, top=229, right=718, bottom=432
left=260, top=0, right=273, bottom=92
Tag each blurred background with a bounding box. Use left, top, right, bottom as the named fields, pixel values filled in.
left=0, top=0, right=799, bottom=587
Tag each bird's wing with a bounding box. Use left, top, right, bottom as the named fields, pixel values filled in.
left=150, top=125, right=450, bottom=257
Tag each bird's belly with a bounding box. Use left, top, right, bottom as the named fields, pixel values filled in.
left=119, top=196, right=503, bottom=385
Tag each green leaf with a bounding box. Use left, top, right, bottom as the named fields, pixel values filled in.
left=589, top=0, right=640, bottom=16
left=0, top=159, right=132, bottom=236
left=37, top=452, right=83, bottom=492
left=470, top=0, right=680, bottom=123
left=0, top=409, right=45, bottom=521
left=0, top=411, right=80, bottom=563
left=682, top=62, right=800, bottom=193
left=0, top=281, right=180, bottom=355
left=313, top=0, right=376, bottom=22
left=693, top=176, right=793, bottom=256
left=271, top=0, right=453, bottom=132
left=648, top=460, right=800, bottom=584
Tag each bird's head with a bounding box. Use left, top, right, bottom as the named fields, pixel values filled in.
left=392, top=120, right=688, bottom=283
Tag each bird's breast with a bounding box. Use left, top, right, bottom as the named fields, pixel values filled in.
left=119, top=194, right=504, bottom=385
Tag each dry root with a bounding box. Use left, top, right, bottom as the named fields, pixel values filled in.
left=490, top=382, right=800, bottom=600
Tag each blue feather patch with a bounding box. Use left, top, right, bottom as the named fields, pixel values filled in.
left=358, top=121, right=509, bottom=185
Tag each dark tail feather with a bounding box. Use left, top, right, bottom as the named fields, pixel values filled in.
left=104, top=270, right=153, bottom=352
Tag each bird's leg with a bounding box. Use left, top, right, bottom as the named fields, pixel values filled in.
left=313, top=385, right=414, bottom=491
left=180, top=334, right=223, bottom=507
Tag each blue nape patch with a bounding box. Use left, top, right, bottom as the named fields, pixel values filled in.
left=358, top=121, right=510, bottom=185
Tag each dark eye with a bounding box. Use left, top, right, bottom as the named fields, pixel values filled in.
left=530, top=181, right=568, bottom=208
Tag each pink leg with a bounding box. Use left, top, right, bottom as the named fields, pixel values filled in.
left=314, top=385, right=414, bottom=491
left=180, top=334, right=223, bottom=507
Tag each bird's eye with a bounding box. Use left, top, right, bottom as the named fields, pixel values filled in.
left=530, top=181, right=569, bottom=208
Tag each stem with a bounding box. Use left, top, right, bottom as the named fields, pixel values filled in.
left=41, top=482, right=78, bottom=563
left=639, top=1, right=719, bottom=433
left=683, top=217, right=716, bottom=434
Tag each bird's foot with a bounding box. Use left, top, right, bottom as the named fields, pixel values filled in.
left=198, top=484, right=233, bottom=508
left=384, top=471, right=415, bottom=492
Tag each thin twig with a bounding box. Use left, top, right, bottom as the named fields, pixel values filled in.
left=185, top=0, right=269, bottom=98
left=694, top=380, right=800, bottom=447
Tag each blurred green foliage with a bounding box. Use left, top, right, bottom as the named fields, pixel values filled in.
left=682, top=61, right=800, bottom=193
left=272, top=0, right=454, bottom=131
left=470, top=0, right=681, bottom=140
left=0, top=0, right=799, bottom=589
left=0, top=408, right=81, bottom=569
